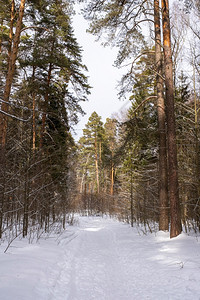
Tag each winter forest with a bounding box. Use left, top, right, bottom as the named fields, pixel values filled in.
left=2, top=0, right=200, bottom=298
left=1, top=0, right=200, bottom=259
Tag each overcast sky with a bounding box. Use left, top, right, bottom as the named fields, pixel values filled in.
left=72, top=8, right=131, bottom=140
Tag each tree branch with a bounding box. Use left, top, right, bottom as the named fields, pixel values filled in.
left=0, top=109, right=31, bottom=122
left=20, top=26, right=50, bottom=33
left=123, top=96, right=157, bottom=124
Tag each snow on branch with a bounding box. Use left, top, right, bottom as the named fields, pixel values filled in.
left=0, top=109, right=31, bottom=122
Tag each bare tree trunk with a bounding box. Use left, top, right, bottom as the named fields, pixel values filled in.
left=23, top=169, right=29, bottom=237
left=80, top=153, right=90, bottom=193
left=32, top=93, right=36, bottom=149
left=161, top=0, right=182, bottom=238
left=0, top=172, right=6, bottom=238
left=8, top=0, right=15, bottom=65
left=0, top=19, right=4, bottom=54
left=0, top=0, right=26, bottom=147
left=154, top=0, right=169, bottom=231
left=95, top=133, right=100, bottom=194
left=110, top=148, right=114, bottom=196
left=32, top=66, right=36, bottom=152
left=84, top=183, right=87, bottom=211
left=39, top=62, right=52, bottom=148
left=110, top=163, right=114, bottom=196
left=193, top=64, right=200, bottom=226
left=130, top=167, right=134, bottom=227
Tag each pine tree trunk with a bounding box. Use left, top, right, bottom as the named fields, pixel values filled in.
left=154, top=0, right=169, bottom=231
left=0, top=0, right=26, bottom=147
left=110, top=154, right=114, bottom=196
left=8, top=0, right=15, bottom=65
left=130, top=167, right=134, bottom=227
left=161, top=0, right=182, bottom=238
left=23, top=160, right=30, bottom=238
left=32, top=66, right=36, bottom=152
left=0, top=19, right=4, bottom=54
left=193, top=66, right=200, bottom=226
left=95, top=133, right=100, bottom=194
left=39, top=62, right=52, bottom=148
left=0, top=173, right=5, bottom=238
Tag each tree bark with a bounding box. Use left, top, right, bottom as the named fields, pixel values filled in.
left=8, top=0, right=15, bottom=65
left=95, top=133, right=100, bottom=194
left=154, top=0, right=169, bottom=231
left=39, top=34, right=54, bottom=149
left=161, top=0, right=182, bottom=238
left=39, top=62, right=52, bottom=148
left=32, top=66, right=36, bottom=152
left=0, top=19, right=4, bottom=54
left=130, top=166, right=134, bottom=227
left=193, top=64, right=200, bottom=223
left=110, top=145, right=114, bottom=196
left=0, top=0, right=26, bottom=147
left=110, top=162, right=114, bottom=196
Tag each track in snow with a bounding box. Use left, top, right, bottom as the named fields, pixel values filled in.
left=40, top=217, right=200, bottom=300
left=44, top=218, right=139, bottom=300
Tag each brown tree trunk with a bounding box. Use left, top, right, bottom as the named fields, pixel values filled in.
left=0, top=173, right=5, bottom=238
left=130, top=166, right=134, bottom=227
left=161, top=0, right=182, bottom=238
left=0, top=19, right=4, bottom=54
left=110, top=162, right=114, bottom=196
left=8, top=0, right=15, bottom=65
left=154, top=0, right=169, bottom=231
left=110, top=144, right=114, bottom=196
left=32, top=93, right=36, bottom=150
left=193, top=65, right=200, bottom=225
left=23, top=168, right=29, bottom=237
left=95, top=133, right=100, bottom=194
left=0, top=0, right=26, bottom=147
left=39, top=61, right=53, bottom=148
left=32, top=66, right=36, bottom=152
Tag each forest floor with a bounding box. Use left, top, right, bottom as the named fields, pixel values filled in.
left=0, top=216, right=200, bottom=300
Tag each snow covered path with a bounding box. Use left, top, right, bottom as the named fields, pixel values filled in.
left=1, top=217, right=200, bottom=300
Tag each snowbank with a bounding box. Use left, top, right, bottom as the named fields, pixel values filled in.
left=0, top=217, right=200, bottom=300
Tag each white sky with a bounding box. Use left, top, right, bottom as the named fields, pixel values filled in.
left=72, top=8, right=131, bottom=140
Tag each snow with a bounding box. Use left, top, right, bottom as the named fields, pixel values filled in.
left=0, top=217, right=200, bottom=300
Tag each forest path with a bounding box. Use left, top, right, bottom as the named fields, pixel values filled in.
left=40, top=217, right=200, bottom=300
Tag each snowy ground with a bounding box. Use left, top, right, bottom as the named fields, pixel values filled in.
left=0, top=216, right=200, bottom=300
